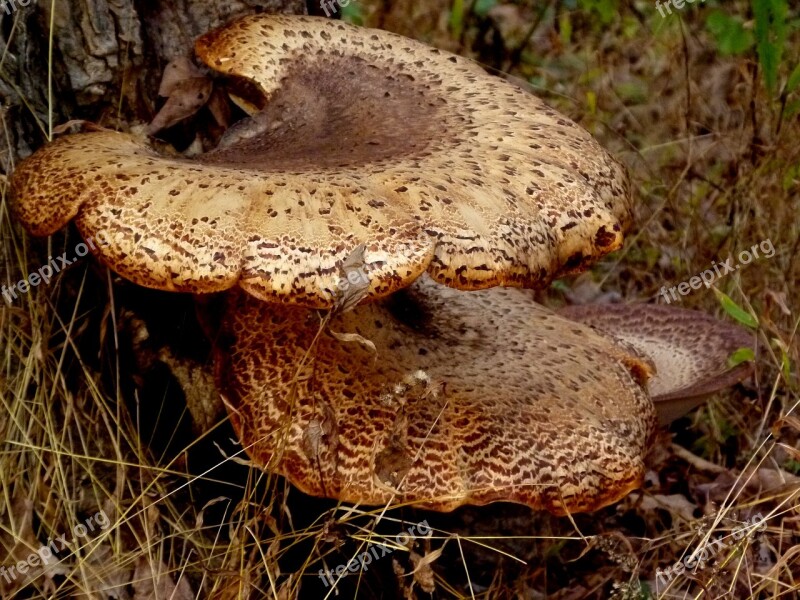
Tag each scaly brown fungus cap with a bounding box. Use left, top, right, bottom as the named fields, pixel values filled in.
left=11, top=15, right=633, bottom=307
left=215, top=276, right=657, bottom=514
left=559, top=303, right=754, bottom=424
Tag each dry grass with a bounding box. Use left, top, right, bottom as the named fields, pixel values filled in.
left=1, top=0, right=799, bottom=598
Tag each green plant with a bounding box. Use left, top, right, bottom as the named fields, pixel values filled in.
left=706, top=1, right=799, bottom=102
left=705, top=10, right=754, bottom=55
left=339, top=0, right=363, bottom=25
left=577, top=0, right=619, bottom=25
left=449, top=0, right=465, bottom=38
left=753, top=0, right=789, bottom=97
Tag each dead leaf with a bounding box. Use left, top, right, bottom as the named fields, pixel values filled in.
left=79, top=542, right=134, bottom=600
left=0, top=496, right=69, bottom=596
left=147, top=77, right=213, bottom=135
left=274, top=575, right=296, bottom=600
left=156, top=57, right=204, bottom=97
left=195, top=496, right=232, bottom=533
left=333, top=244, right=372, bottom=314
left=206, top=88, right=232, bottom=129
left=147, top=57, right=213, bottom=135
left=695, top=467, right=800, bottom=505
left=302, top=414, right=333, bottom=461
left=212, top=441, right=255, bottom=467
left=630, top=492, right=698, bottom=522
left=391, top=557, right=413, bottom=599
left=328, top=330, right=378, bottom=356
left=771, top=415, right=800, bottom=437
left=52, top=120, right=111, bottom=135
left=765, top=289, right=792, bottom=316
left=777, top=443, right=800, bottom=462
left=132, top=557, right=194, bottom=600
left=409, top=546, right=443, bottom=594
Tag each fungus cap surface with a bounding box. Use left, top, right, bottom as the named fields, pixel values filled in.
left=559, top=303, right=754, bottom=424
left=215, top=276, right=657, bottom=514
left=11, top=15, right=632, bottom=307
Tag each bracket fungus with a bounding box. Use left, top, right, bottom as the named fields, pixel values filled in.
left=216, top=276, right=657, bottom=514
left=559, top=303, right=754, bottom=425
left=10, top=14, right=632, bottom=308
left=8, top=15, right=748, bottom=515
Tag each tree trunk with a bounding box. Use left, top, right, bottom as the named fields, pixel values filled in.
left=0, top=0, right=306, bottom=172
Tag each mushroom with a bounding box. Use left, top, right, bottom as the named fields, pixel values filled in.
left=216, top=275, right=657, bottom=514
left=7, top=14, right=745, bottom=515
left=10, top=14, right=632, bottom=308
left=558, top=303, right=754, bottom=424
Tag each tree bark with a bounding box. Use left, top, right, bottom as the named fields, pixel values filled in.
left=0, top=0, right=306, bottom=172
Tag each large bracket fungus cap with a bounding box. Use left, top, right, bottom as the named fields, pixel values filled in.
left=11, top=15, right=633, bottom=308
left=216, top=276, right=657, bottom=514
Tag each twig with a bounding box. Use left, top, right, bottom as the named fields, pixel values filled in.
left=670, top=443, right=728, bottom=474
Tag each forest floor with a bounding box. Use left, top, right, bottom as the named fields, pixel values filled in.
left=0, top=0, right=798, bottom=598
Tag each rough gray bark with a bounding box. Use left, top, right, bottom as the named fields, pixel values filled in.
left=0, top=0, right=305, bottom=172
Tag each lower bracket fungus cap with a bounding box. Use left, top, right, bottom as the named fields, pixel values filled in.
left=11, top=15, right=632, bottom=308
left=215, top=275, right=657, bottom=514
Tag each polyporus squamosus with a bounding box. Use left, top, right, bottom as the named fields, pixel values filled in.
left=9, top=15, right=750, bottom=514
left=559, top=303, right=754, bottom=425
left=216, top=277, right=656, bottom=514
left=11, top=14, right=631, bottom=306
